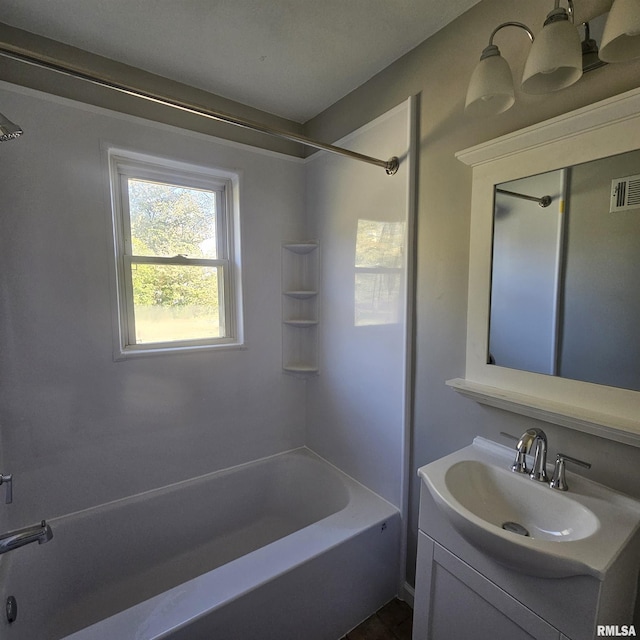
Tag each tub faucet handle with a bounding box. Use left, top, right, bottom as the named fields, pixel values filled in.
left=0, top=474, right=12, bottom=504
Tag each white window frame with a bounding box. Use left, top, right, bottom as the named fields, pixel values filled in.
left=108, top=149, right=243, bottom=358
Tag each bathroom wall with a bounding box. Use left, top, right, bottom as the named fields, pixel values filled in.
left=304, top=100, right=414, bottom=509
left=304, top=0, right=640, bottom=589
left=0, top=82, right=307, bottom=528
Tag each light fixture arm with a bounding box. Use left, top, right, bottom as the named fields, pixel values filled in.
left=488, top=22, right=535, bottom=48
left=552, top=0, right=575, bottom=23
left=478, top=22, right=535, bottom=63
left=543, top=0, right=575, bottom=27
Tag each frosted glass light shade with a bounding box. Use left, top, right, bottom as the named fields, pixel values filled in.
left=465, top=50, right=515, bottom=117
left=521, top=18, right=583, bottom=94
left=600, top=0, right=640, bottom=63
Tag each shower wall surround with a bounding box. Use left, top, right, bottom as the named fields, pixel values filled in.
left=0, top=82, right=307, bottom=527
left=305, top=99, right=415, bottom=510
left=0, top=82, right=412, bottom=559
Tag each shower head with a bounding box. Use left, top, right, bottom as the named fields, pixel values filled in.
left=0, top=111, right=23, bottom=142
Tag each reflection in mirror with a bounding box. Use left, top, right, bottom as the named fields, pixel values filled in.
left=354, top=219, right=405, bottom=326
left=490, top=149, right=640, bottom=391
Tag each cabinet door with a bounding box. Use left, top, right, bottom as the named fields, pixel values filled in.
left=414, top=532, right=560, bottom=640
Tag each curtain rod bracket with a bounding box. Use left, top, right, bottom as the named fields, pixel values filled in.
left=385, top=156, right=400, bottom=175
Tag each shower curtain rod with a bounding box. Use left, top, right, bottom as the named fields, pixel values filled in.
left=496, top=188, right=552, bottom=208
left=0, top=41, right=399, bottom=175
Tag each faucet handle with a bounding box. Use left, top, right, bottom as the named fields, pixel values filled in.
left=0, top=474, right=12, bottom=504
left=550, top=453, right=591, bottom=491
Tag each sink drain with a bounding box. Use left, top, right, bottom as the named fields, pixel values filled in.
left=502, top=521, right=530, bottom=537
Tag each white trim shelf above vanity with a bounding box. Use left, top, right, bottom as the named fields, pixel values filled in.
left=447, top=378, right=640, bottom=448
left=453, top=87, right=640, bottom=448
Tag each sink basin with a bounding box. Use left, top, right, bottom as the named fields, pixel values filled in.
left=419, top=438, right=640, bottom=579
left=446, top=460, right=599, bottom=542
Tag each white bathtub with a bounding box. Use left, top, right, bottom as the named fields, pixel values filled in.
left=0, top=448, right=400, bottom=640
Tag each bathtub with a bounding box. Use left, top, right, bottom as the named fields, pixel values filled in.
left=0, top=448, right=400, bottom=640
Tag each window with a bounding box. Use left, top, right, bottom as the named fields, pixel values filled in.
left=109, top=150, right=242, bottom=356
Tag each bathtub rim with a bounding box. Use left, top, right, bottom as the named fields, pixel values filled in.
left=47, top=446, right=339, bottom=527
left=52, top=446, right=400, bottom=640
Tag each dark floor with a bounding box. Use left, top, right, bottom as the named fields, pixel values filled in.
left=340, top=598, right=413, bottom=640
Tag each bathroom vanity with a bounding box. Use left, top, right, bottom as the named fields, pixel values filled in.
left=410, top=74, right=640, bottom=640
left=412, top=438, right=640, bottom=640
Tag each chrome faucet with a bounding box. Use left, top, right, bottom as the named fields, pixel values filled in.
left=0, top=520, right=53, bottom=555
left=511, top=428, right=548, bottom=482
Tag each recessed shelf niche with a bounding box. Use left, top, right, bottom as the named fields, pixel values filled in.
left=282, top=242, right=319, bottom=374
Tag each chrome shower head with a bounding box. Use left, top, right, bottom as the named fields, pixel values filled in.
left=0, top=111, right=23, bottom=142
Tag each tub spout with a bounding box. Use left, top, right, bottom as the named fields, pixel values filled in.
left=0, top=520, right=53, bottom=555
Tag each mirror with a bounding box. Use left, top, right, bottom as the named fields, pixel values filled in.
left=455, top=87, right=640, bottom=445
left=490, top=149, right=640, bottom=391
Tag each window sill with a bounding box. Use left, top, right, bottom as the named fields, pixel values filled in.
left=114, top=340, right=246, bottom=361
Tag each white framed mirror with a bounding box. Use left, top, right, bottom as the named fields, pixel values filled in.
left=453, top=87, right=640, bottom=447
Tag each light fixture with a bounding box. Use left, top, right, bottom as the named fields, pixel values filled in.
left=465, top=22, right=534, bottom=117
left=521, top=3, right=582, bottom=94
left=599, top=0, right=640, bottom=63
left=0, top=111, right=23, bottom=142
left=465, top=0, right=640, bottom=117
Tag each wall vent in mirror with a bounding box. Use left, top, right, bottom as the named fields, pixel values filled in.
left=610, top=174, right=640, bottom=212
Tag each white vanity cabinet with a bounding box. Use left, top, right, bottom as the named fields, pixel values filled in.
left=415, top=531, right=560, bottom=640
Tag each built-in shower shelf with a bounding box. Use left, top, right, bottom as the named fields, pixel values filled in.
left=283, top=243, right=319, bottom=254
left=282, top=242, right=320, bottom=375
left=283, top=364, right=320, bottom=374
left=283, top=290, right=318, bottom=299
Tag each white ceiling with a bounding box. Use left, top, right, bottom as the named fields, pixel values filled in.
left=1, top=0, right=481, bottom=122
